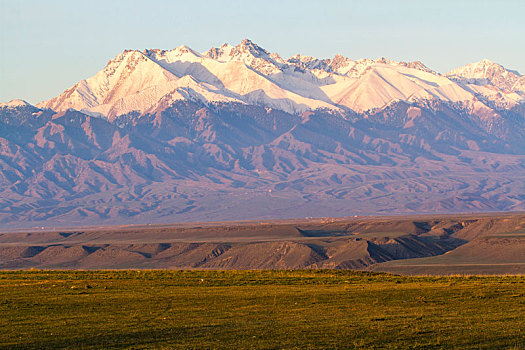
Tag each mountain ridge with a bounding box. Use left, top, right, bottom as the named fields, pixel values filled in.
left=35, top=39, right=524, bottom=119
left=1, top=40, right=524, bottom=228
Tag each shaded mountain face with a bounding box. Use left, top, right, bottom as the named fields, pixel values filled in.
left=1, top=40, right=524, bottom=228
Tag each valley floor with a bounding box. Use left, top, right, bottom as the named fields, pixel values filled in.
left=0, top=270, right=524, bottom=349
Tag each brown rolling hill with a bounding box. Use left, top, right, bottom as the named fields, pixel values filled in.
left=370, top=215, right=525, bottom=274
left=0, top=213, right=523, bottom=274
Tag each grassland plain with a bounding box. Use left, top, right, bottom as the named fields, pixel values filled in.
left=0, top=270, right=524, bottom=349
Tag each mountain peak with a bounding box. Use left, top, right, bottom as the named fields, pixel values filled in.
left=448, top=59, right=506, bottom=76
left=328, top=54, right=353, bottom=73
left=0, top=99, right=32, bottom=108
left=203, top=43, right=234, bottom=60
left=447, top=59, right=524, bottom=93
left=240, top=38, right=254, bottom=45
left=478, top=58, right=497, bottom=65
left=235, top=39, right=270, bottom=58
left=31, top=41, right=525, bottom=120
left=471, top=59, right=508, bottom=71
left=203, top=39, right=283, bottom=75
left=173, top=44, right=201, bottom=56
left=472, top=59, right=521, bottom=76
left=104, top=50, right=145, bottom=71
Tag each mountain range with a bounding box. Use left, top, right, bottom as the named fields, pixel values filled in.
left=1, top=39, right=524, bottom=228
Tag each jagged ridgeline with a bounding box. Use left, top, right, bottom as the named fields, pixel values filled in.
left=0, top=39, right=524, bottom=227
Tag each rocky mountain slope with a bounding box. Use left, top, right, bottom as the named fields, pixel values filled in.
left=1, top=40, right=524, bottom=228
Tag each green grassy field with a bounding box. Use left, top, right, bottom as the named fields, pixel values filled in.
left=1, top=270, right=524, bottom=349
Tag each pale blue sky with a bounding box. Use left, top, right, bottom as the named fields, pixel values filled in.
left=1, top=0, right=524, bottom=104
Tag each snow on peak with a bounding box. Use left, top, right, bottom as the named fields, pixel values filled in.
left=286, top=54, right=356, bottom=76
left=144, top=46, right=199, bottom=57
left=204, top=39, right=284, bottom=75
left=203, top=43, right=234, bottom=60
left=236, top=39, right=270, bottom=58
left=286, top=55, right=435, bottom=78
left=205, top=39, right=271, bottom=60
left=328, top=55, right=355, bottom=74
left=479, top=58, right=497, bottom=65
left=37, top=48, right=180, bottom=118
left=172, top=45, right=202, bottom=58
left=286, top=54, right=330, bottom=72
left=396, top=61, right=436, bottom=74
left=0, top=99, right=32, bottom=108
left=32, top=41, right=525, bottom=120
left=448, top=59, right=505, bottom=77
left=145, top=45, right=202, bottom=64
left=447, top=59, right=524, bottom=94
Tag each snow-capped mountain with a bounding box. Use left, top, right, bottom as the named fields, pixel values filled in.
left=446, top=59, right=525, bottom=110
left=447, top=59, right=524, bottom=93
left=38, top=39, right=524, bottom=119
left=1, top=40, right=524, bottom=227
left=0, top=99, right=32, bottom=108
